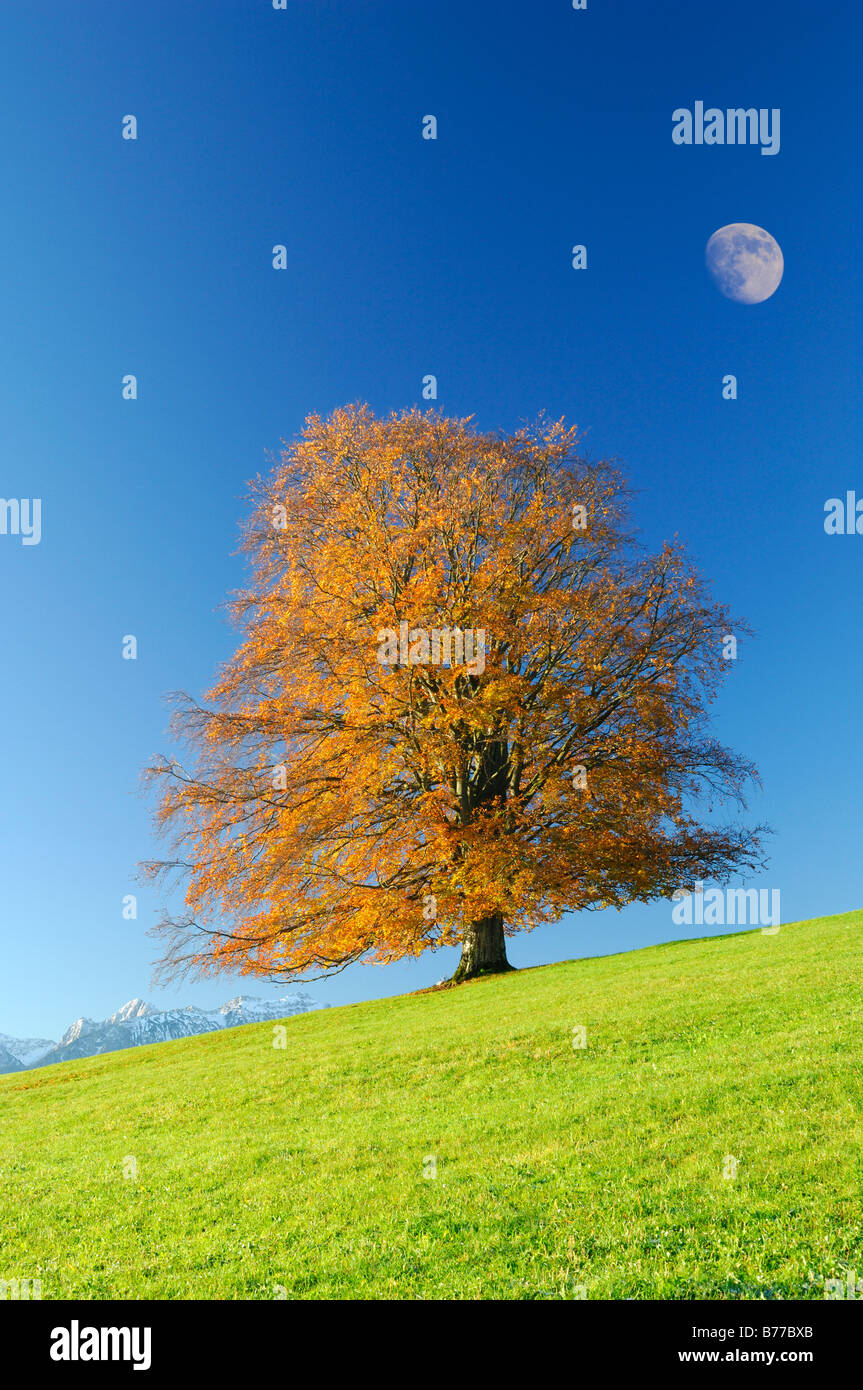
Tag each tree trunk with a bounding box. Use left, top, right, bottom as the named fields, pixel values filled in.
left=450, top=910, right=515, bottom=983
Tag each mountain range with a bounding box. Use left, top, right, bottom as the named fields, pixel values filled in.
left=0, top=992, right=318, bottom=1075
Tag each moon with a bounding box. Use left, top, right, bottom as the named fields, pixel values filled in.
left=705, top=223, right=784, bottom=304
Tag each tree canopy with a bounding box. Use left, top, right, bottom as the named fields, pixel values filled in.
left=145, top=405, right=764, bottom=983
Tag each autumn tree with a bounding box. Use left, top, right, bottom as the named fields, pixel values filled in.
left=145, top=404, right=764, bottom=986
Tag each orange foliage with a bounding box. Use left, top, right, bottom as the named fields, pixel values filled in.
left=145, top=405, right=764, bottom=981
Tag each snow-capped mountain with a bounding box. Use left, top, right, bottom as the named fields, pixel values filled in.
left=107, top=998, right=154, bottom=1025
left=0, top=992, right=317, bottom=1075
left=0, top=1031, right=56, bottom=1068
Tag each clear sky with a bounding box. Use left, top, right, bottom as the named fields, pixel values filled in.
left=0, top=0, right=859, bottom=1039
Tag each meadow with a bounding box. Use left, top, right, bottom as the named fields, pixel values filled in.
left=0, top=911, right=860, bottom=1300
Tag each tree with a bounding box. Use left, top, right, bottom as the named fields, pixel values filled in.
left=144, top=404, right=764, bottom=986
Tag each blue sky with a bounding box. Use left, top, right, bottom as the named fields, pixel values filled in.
left=0, top=0, right=859, bottom=1038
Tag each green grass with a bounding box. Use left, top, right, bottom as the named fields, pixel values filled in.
left=1, top=911, right=861, bottom=1300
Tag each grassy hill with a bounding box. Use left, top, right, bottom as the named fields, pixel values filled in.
left=1, top=911, right=861, bottom=1300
